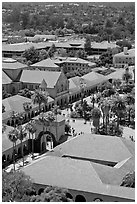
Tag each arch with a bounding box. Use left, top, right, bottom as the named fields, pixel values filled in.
left=7, top=154, right=10, bottom=161
left=75, top=195, right=86, bottom=202
left=42, top=141, right=46, bottom=152
left=2, top=154, right=6, bottom=163
left=23, top=144, right=28, bottom=155
left=7, top=120, right=10, bottom=126
left=38, top=188, right=44, bottom=195
left=35, top=111, right=38, bottom=116
left=31, top=111, right=34, bottom=118
left=18, top=147, right=21, bottom=156
left=11, top=120, right=14, bottom=127
left=24, top=114, right=27, bottom=121
left=93, top=198, right=103, bottom=202
left=28, top=112, right=31, bottom=119
left=49, top=104, right=51, bottom=110
left=66, top=192, right=73, bottom=200
left=37, top=131, right=57, bottom=153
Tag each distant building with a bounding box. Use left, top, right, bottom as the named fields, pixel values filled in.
left=68, top=72, right=107, bottom=103
left=113, top=48, right=135, bottom=68
left=31, top=57, right=96, bottom=73
left=2, top=40, right=119, bottom=58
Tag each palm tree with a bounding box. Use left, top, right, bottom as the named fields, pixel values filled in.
left=124, top=93, right=135, bottom=106
left=23, top=102, right=32, bottom=122
left=2, top=123, right=6, bottom=133
left=25, top=120, right=37, bottom=158
left=46, top=112, right=55, bottom=150
left=31, top=89, right=48, bottom=113
left=47, top=111, right=55, bottom=133
left=16, top=121, right=27, bottom=166
left=100, top=98, right=111, bottom=134
left=120, top=171, right=135, bottom=188
left=122, top=67, right=132, bottom=84
left=37, top=112, right=50, bottom=153
left=91, top=108, right=101, bottom=134
left=2, top=104, right=5, bottom=113
left=79, top=78, right=86, bottom=105
left=52, top=105, right=61, bottom=140
left=111, top=96, right=126, bottom=133
left=11, top=111, right=19, bottom=128
left=8, top=128, right=19, bottom=171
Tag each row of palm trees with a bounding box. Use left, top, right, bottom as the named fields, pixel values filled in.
left=3, top=88, right=61, bottom=171
left=91, top=92, right=135, bottom=136
left=6, top=109, right=59, bottom=171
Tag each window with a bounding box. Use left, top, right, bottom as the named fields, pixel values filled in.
left=61, top=84, right=64, bottom=91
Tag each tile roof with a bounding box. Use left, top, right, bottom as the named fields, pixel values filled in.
left=2, top=59, right=27, bottom=70
left=106, top=68, right=134, bottom=80
left=2, top=95, right=37, bottom=121
left=82, top=71, right=107, bottom=86
left=114, top=49, right=135, bottom=58
left=20, top=70, right=61, bottom=88
left=23, top=155, right=135, bottom=200
left=2, top=71, right=12, bottom=84
left=2, top=42, right=51, bottom=52
left=31, top=58, right=59, bottom=68
left=91, top=41, right=119, bottom=49
left=2, top=125, right=28, bottom=152
left=52, top=134, right=134, bottom=164
left=69, top=72, right=107, bottom=93
left=2, top=94, right=54, bottom=121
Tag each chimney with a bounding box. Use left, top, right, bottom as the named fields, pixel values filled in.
left=123, top=47, right=128, bottom=55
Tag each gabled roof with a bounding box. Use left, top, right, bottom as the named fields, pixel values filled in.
left=20, top=70, right=61, bottom=88
left=52, top=134, right=134, bottom=164
left=2, top=95, right=34, bottom=117
left=23, top=155, right=135, bottom=200
left=82, top=71, right=107, bottom=87
left=91, top=41, right=119, bottom=50
left=2, top=71, right=12, bottom=84
left=106, top=68, right=133, bottom=80
left=2, top=125, right=28, bottom=152
left=31, top=58, right=59, bottom=68
left=114, top=49, right=135, bottom=58
left=39, top=79, right=47, bottom=89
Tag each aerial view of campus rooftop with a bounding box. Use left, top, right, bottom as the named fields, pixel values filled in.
left=2, top=1, right=135, bottom=202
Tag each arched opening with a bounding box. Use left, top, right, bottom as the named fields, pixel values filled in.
left=38, top=188, right=44, bottom=195
left=46, top=135, right=53, bottom=151
left=93, top=198, right=103, bottom=202
left=2, top=155, right=6, bottom=163
left=49, top=104, right=51, bottom=110
left=7, top=155, right=10, bottom=162
left=35, top=111, right=38, bottom=116
left=11, top=120, right=14, bottom=127
left=66, top=192, right=73, bottom=200
left=24, top=114, right=27, bottom=121
left=37, top=131, right=57, bottom=153
left=23, top=144, right=28, bottom=155
left=12, top=87, right=15, bottom=94
left=18, top=147, right=21, bottom=156
left=42, top=141, right=46, bottom=152
left=7, top=120, right=10, bottom=126
left=75, top=195, right=86, bottom=202
left=31, top=111, right=34, bottom=118
left=28, top=112, right=31, bottom=119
